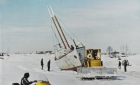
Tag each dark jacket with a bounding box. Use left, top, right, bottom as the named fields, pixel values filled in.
left=124, top=60, right=127, bottom=67
left=119, top=61, right=121, bottom=66
left=21, top=73, right=33, bottom=85
left=21, top=77, right=32, bottom=85
left=41, top=59, right=44, bottom=66
left=47, top=60, right=51, bottom=67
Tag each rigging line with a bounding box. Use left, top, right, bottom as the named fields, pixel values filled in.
left=57, top=17, right=73, bottom=40
left=51, top=20, right=62, bottom=48
left=61, top=28, right=74, bottom=45
left=61, top=27, right=73, bottom=40
left=56, top=24, right=73, bottom=45
left=48, top=10, right=56, bottom=52
left=51, top=20, right=76, bottom=67
left=51, top=25, right=60, bottom=45
left=51, top=20, right=54, bottom=50
left=51, top=25, right=75, bottom=67
left=57, top=16, right=81, bottom=42
left=51, top=20, right=55, bottom=52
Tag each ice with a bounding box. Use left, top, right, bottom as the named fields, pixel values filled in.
left=1, top=54, right=140, bottom=85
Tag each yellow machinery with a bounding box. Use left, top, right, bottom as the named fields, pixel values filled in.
left=36, top=81, right=51, bottom=85
left=36, top=75, right=51, bottom=85
left=85, top=49, right=103, bottom=68
left=77, top=49, right=117, bottom=79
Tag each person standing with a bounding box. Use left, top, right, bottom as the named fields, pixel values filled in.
left=86, top=53, right=91, bottom=67
left=124, top=60, right=127, bottom=72
left=47, top=60, right=51, bottom=71
left=90, top=50, right=97, bottom=60
left=118, top=61, right=121, bottom=69
left=70, top=45, right=74, bottom=50
left=41, top=59, right=44, bottom=70
left=20, top=73, right=36, bottom=85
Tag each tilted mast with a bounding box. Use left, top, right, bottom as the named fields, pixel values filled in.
left=48, top=5, right=70, bottom=49
left=54, top=15, right=70, bottom=48
left=48, top=7, right=67, bottom=49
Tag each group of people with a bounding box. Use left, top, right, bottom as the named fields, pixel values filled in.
left=118, top=60, right=128, bottom=72
left=41, top=59, right=51, bottom=71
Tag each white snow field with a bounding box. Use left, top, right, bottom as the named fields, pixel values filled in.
left=0, top=54, right=140, bottom=85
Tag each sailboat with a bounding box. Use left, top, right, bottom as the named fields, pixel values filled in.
left=48, top=6, right=85, bottom=71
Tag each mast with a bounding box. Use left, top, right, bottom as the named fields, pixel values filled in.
left=48, top=7, right=67, bottom=49
left=49, top=5, right=70, bottom=48
left=54, top=15, right=70, bottom=48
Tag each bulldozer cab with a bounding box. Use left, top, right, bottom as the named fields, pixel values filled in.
left=85, top=49, right=103, bottom=67
left=77, top=49, right=117, bottom=79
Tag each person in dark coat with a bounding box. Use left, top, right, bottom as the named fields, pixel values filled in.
left=92, top=51, right=96, bottom=60
left=124, top=60, right=127, bottom=72
left=118, top=61, right=121, bottom=69
left=70, top=45, right=74, bottom=50
left=41, top=59, right=44, bottom=70
left=47, top=60, right=51, bottom=71
left=20, top=73, right=36, bottom=85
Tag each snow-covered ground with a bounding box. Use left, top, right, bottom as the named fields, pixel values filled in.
left=0, top=54, right=140, bottom=85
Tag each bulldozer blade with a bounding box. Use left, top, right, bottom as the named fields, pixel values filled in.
left=77, top=67, right=117, bottom=78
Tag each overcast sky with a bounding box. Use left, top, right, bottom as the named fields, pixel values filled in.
left=0, top=0, right=140, bottom=54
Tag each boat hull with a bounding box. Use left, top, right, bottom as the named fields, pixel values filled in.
left=55, top=47, right=85, bottom=71
left=61, top=66, right=81, bottom=71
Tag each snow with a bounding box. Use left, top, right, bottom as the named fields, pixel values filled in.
left=0, top=54, right=140, bottom=85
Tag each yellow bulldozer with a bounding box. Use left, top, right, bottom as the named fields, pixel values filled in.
left=85, top=49, right=103, bottom=68
left=77, top=49, right=117, bottom=79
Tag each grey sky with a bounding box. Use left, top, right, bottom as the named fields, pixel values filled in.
left=0, top=0, right=140, bottom=54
